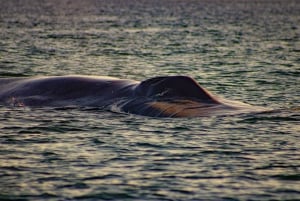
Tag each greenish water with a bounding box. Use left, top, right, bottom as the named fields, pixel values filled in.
left=0, top=0, right=299, bottom=200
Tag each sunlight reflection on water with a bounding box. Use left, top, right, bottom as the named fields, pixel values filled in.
left=0, top=0, right=299, bottom=200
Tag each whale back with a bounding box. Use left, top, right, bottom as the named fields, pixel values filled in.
left=134, top=76, right=219, bottom=104
left=0, top=75, right=262, bottom=118
left=119, top=76, right=229, bottom=117
left=0, top=76, right=135, bottom=106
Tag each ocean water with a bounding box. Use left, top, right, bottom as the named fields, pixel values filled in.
left=0, top=0, right=299, bottom=200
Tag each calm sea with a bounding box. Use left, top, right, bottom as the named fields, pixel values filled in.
left=0, top=0, right=299, bottom=200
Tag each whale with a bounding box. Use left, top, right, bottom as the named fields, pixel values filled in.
left=0, top=75, right=265, bottom=117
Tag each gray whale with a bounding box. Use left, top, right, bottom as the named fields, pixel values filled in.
left=0, top=75, right=265, bottom=117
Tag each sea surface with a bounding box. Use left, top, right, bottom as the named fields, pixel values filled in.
left=0, top=0, right=299, bottom=200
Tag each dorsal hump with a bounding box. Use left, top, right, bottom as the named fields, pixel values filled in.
left=135, top=76, right=219, bottom=103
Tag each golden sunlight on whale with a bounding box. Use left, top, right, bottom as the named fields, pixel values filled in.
left=0, top=75, right=266, bottom=118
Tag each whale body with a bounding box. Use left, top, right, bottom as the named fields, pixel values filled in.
left=0, top=75, right=265, bottom=117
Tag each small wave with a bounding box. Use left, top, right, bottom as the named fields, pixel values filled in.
left=0, top=72, right=29, bottom=77
left=238, top=108, right=300, bottom=123
left=272, top=174, right=300, bottom=181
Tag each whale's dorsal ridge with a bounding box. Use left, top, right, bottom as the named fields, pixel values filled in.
left=0, top=75, right=266, bottom=117
left=135, top=76, right=218, bottom=103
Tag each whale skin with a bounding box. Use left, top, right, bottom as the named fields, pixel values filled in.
left=0, top=75, right=265, bottom=117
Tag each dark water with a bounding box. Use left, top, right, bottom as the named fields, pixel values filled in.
left=0, top=0, right=299, bottom=200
